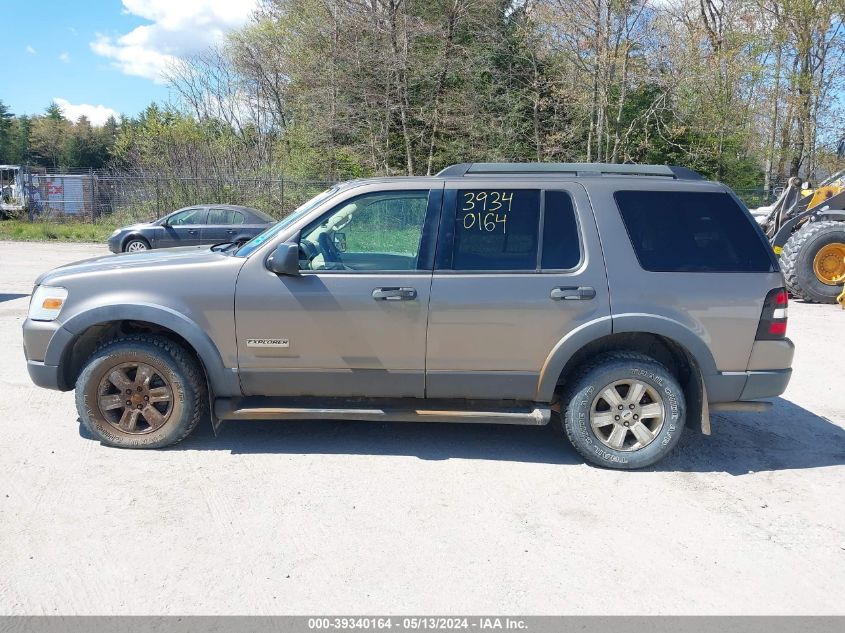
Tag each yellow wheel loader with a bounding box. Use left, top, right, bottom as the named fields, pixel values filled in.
left=753, top=170, right=845, bottom=304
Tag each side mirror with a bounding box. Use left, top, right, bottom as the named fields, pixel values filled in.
left=268, top=242, right=301, bottom=276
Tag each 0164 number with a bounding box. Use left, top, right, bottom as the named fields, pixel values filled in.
left=463, top=212, right=507, bottom=233
left=461, top=190, right=513, bottom=233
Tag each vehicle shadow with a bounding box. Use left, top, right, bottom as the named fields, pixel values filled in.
left=0, top=293, right=28, bottom=303
left=79, top=397, right=845, bottom=473
left=188, top=416, right=583, bottom=466
left=658, top=397, right=845, bottom=475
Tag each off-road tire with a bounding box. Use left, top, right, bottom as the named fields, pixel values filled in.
left=123, top=237, right=150, bottom=253
left=781, top=221, right=845, bottom=304
left=560, top=351, right=686, bottom=470
left=75, top=335, right=206, bottom=448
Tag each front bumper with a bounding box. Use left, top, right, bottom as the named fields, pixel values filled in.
left=27, top=360, right=63, bottom=390
left=22, top=318, right=72, bottom=391
left=107, top=234, right=122, bottom=253
left=22, top=318, right=62, bottom=361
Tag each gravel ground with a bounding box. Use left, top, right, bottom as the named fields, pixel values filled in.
left=0, top=240, right=843, bottom=615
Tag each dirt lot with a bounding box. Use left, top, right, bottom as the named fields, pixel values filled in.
left=0, top=240, right=843, bottom=615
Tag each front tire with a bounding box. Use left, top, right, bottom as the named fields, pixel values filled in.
left=560, top=352, right=686, bottom=470
left=75, top=336, right=206, bottom=448
left=123, top=237, right=150, bottom=253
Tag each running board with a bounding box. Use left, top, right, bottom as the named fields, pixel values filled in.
left=214, top=397, right=550, bottom=426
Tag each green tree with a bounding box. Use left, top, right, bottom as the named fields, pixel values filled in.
left=0, top=100, right=13, bottom=163
left=10, top=115, right=33, bottom=164
left=31, top=103, right=70, bottom=168
left=44, top=101, right=64, bottom=121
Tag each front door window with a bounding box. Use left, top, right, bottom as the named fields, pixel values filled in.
left=299, top=191, right=429, bottom=272
left=168, top=208, right=206, bottom=225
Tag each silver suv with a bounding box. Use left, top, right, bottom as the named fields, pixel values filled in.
left=22, top=163, right=794, bottom=469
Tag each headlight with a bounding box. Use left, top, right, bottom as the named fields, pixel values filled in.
left=29, top=285, right=68, bottom=321
left=111, top=229, right=121, bottom=237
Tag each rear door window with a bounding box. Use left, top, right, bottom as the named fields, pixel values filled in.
left=448, top=189, right=581, bottom=271
left=453, top=189, right=540, bottom=270
left=614, top=190, right=775, bottom=272
left=209, top=208, right=245, bottom=225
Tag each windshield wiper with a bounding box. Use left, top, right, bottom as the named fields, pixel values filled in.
left=210, top=241, right=239, bottom=254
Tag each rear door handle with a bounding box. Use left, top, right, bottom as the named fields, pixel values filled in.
left=551, top=286, right=596, bottom=301
left=372, top=287, right=417, bottom=301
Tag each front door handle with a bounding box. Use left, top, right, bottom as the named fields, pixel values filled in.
left=188, top=229, right=198, bottom=235
left=551, top=286, right=596, bottom=301
left=372, top=287, right=417, bottom=301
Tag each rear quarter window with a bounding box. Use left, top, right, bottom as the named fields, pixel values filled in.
left=614, top=190, right=775, bottom=272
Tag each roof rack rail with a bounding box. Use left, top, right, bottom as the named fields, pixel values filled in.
left=436, top=162, right=703, bottom=180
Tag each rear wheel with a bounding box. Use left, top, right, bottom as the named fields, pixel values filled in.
left=75, top=336, right=206, bottom=448
left=124, top=237, right=150, bottom=253
left=559, top=352, right=686, bottom=469
left=781, top=221, right=845, bottom=303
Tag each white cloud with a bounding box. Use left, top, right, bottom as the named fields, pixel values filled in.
left=53, top=98, right=119, bottom=126
left=90, top=0, right=258, bottom=83
left=58, top=52, right=71, bottom=63
left=26, top=45, right=36, bottom=55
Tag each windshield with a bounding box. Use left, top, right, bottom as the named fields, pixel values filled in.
left=818, top=169, right=845, bottom=188
left=234, top=187, right=341, bottom=257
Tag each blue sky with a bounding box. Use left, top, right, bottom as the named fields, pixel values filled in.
left=4, top=0, right=257, bottom=124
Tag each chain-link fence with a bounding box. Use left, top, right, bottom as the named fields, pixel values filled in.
left=1, top=165, right=784, bottom=227
left=1, top=166, right=337, bottom=225
left=734, top=187, right=785, bottom=209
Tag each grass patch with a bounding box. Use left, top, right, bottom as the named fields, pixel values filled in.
left=0, top=220, right=118, bottom=243
left=345, top=227, right=422, bottom=255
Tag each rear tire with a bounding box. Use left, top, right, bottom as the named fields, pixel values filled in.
left=75, top=335, right=206, bottom=448
left=560, top=352, right=686, bottom=470
left=781, top=221, right=845, bottom=304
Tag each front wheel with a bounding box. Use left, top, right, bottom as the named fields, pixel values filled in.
left=124, top=238, right=150, bottom=253
left=560, top=352, right=686, bottom=469
left=75, top=336, right=206, bottom=448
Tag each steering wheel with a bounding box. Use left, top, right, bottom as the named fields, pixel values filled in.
left=300, top=238, right=318, bottom=260
left=317, top=232, right=345, bottom=269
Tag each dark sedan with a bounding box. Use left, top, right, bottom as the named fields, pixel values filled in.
left=107, top=204, right=275, bottom=253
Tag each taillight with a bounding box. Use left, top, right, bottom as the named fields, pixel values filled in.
left=755, top=288, right=788, bottom=340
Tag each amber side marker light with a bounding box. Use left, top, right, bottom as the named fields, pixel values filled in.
left=41, top=298, right=64, bottom=310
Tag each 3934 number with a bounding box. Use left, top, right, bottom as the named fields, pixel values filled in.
left=461, top=191, right=512, bottom=233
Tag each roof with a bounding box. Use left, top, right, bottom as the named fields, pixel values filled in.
left=172, top=204, right=274, bottom=222
left=436, top=162, right=703, bottom=180
left=192, top=204, right=260, bottom=211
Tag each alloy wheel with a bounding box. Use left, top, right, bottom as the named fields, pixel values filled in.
left=126, top=241, right=148, bottom=252
left=96, top=362, right=173, bottom=434
left=589, top=379, right=665, bottom=451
